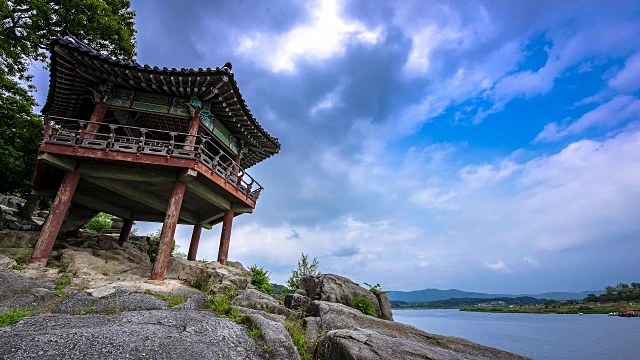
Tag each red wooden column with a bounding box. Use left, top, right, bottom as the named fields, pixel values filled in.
left=84, top=102, right=108, bottom=139
left=217, top=153, right=241, bottom=265
left=150, top=180, right=187, bottom=280
left=217, top=210, right=234, bottom=265
left=117, top=218, right=134, bottom=246
left=187, top=224, right=203, bottom=261
left=184, top=115, right=200, bottom=150
left=28, top=169, right=81, bottom=266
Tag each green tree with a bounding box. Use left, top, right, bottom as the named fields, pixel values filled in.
left=287, top=253, right=320, bottom=291
left=0, top=1, right=137, bottom=195
left=0, top=75, right=42, bottom=195
left=82, top=212, right=112, bottom=234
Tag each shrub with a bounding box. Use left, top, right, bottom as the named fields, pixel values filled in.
left=0, top=307, right=30, bottom=327
left=350, top=294, right=376, bottom=316
left=249, top=265, right=273, bottom=294
left=83, top=213, right=112, bottom=234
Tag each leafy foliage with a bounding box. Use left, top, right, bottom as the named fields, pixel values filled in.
left=350, top=294, right=376, bottom=316
left=287, top=253, right=320, bottom=291
left=0, top=307, right=30, bottom=327
left=207, top=289, right=237, bottom=314
left=364, top=282, right=385, bottom=296
left=0, top=75, right=42, bottom=196
left=146, top=228, right=176, bottom=263
left=82, top=212, right=112, bottom=234
left=249, top=265, right=273, bottom=294
left=585, top=281, right=640, bottom=303
left=55, top=275, right=71, bottom=296
left=285, top=318, right=312, bottom=360
left=0, top=1, right=137, bottom=195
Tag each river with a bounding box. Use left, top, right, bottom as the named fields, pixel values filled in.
left=393, top=309, right=640, bottom=359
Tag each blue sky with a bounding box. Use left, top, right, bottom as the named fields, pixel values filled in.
left=32, top=0, right=640, bottom=294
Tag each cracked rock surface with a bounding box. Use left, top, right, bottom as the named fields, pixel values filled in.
left=0, top=310, right=268, bottom=360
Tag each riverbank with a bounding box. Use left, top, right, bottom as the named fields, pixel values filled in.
left=462, top=302, right=638, bottom=314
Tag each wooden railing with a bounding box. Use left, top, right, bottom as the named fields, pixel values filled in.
left=41, top=116, right=263, bottom=201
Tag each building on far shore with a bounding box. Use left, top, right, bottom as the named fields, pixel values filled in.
left=28, top=32, right=280, bottom=280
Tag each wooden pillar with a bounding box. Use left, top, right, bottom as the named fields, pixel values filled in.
left=117, top=218, right=134, bottom=246
left=150, top=180, right=187, bottom=280
left=84, top=102, right=108, bottom=139
left=217, top=153, right=241, bottom=265
left=184, top=115, right=200, bottom=150
left=187, top=224, right=203, bottom=261
left=217, top=210, right=234, bottom=265
left=28, top=169, right=80, bottom=266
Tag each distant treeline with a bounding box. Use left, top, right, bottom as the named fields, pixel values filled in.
left=584, top=282, right=640, bottom=303
left=391, top=296, right=546, bottom=309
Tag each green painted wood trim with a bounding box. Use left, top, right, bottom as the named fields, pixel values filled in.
left=38, top=153, right=77, bottom=172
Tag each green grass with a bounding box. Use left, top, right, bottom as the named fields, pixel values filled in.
left=55, top=275, right=71, bottom=296
left=0, top=307, right=30, bottom=327
left=228, top=307, right=247, bottom=324
left=286, top=317, right=312, bottom=360
left=190, top=274, right=209, bottom=291
left=142, top=289, right=187, bottom=307
left=207, top=289, right=237, bottom=313
left=248, top=325, right=262, bottom=339
left=9, top=264, right=21, bottom=271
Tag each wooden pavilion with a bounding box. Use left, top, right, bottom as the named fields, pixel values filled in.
left=27, top=33, right=280, bottom=280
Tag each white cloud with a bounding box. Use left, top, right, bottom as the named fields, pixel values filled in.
left=484, top=260, right=509, bottom=271
left=609, top=52, right=640, bottom=93
left=237, top=0, right=382, bottom=72
left=536, top=95, right=640, bottom=142
left=410, top=188, right=457, bottom=209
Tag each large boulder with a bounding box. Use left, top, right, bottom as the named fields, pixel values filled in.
left=0, top=310, right=269, bottom=360
left=0, top=230, right=39, bottom=248
left=307, top=301, right=529, bottom=360
left=232, top=289, right=299, bottom=318
left=0, top=268, right=58, bottom=313
left=165, top=258, right=251, bottom=295
left=299, top=274, right=392, bottom=320
left=60, top=248, right=146, bottom=278
left=244, top=313, right=300, bottom=360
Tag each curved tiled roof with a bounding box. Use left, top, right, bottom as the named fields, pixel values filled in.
left=43, top=32, right=280, bottom=168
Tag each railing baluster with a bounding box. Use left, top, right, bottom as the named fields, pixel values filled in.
left=41, top=116, right=264, bottom=200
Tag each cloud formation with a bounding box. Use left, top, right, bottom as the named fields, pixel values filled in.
left=30, top=0, right=640, bottom=294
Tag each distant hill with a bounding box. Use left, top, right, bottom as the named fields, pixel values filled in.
left=388, top=288, right=605, bottom=302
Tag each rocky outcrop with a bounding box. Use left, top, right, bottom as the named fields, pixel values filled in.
left=307, top=301, right=529, bottom=360
left=299, top=273, right=392, bottom=320
left=0, top=310, right=269, bottom=360
left=166, top=257, right=251, bottom=294
left=232, top=289, right=299, bottom=318
left=0, top=268, right=58, bottom=313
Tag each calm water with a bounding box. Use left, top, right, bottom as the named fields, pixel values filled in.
left=393, top=309, right=640, bottom=360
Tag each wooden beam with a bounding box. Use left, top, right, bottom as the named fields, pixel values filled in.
left=187, top=180, right=231, bottom=210
left=37, top=153, right=77, bottom=172
left=78, top=162, right=178, bottom=182
left=84, top=177, right=199, bottom=224
left=231, top=205, right=253, bottom=214
left=178, top=168, right=198, bottom=183
left=199, top=211, right=225, bottom=225
left=71, top=192, right=132, bottom=219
